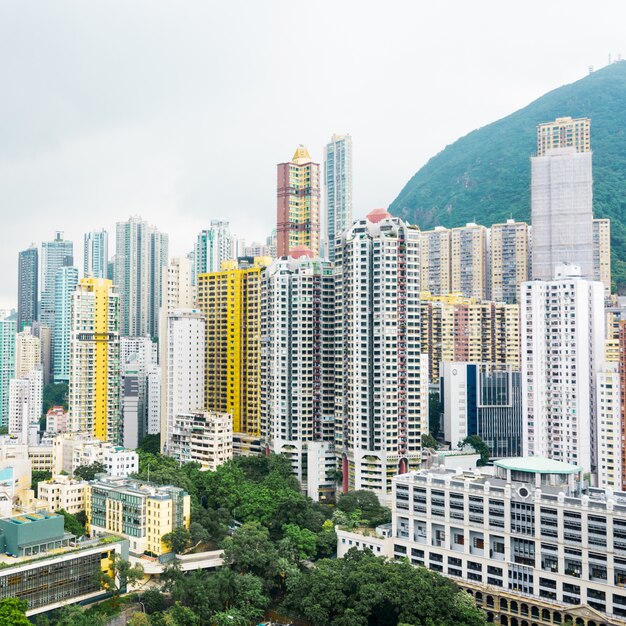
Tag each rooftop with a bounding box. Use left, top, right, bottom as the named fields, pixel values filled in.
left=494, top=457, right=582, bottom=475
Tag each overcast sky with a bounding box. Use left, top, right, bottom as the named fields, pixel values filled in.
left=0, top=1, right=624, bottom=308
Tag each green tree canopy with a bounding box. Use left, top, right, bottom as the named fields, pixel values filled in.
left=283, top=549, right=486, bottom=626
left=460, top=435, right=490, bottom=466
left=0, top=598, right=30, bottom=626
left=336, top=490, right=391, bottom=527
left=58, top=508, right=87, bottom=537
left=74, top=462, right=107, bottom=481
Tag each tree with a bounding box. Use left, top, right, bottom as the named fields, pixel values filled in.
left=316, top=519, right=338, bottom=558
left=58, top=508, right=87, bottom=537
left=74, top=461, right=107, bottom=481
left=429, top=390, right=442, bottom=437
left=460, top=435, right=490, bottom=466
left=31, top=470, right=52, bottom=498
left=281, top=523, right=317, bottom=560
left=188, top=521, right=209, bottom=545
left=0, top=426, right=7, bottom=436
left=138, top=433, right=160, bottom=455
left=164, top=527, right=192, bottom=554
left=42, top=382, right=68, bottom=414
left=140, top=588, right=166, bottom=614
left=422, top=433, right=439, bottom=450
left=222, top=522, right=279, bottom=590
left=127, top=614, right=150, bottom=626
left=336, top=490, right=391, bottom=527
left=162, top=602, right=198, bottom=626
left=0, top=598, right=30, bottom=626
left=99, top=552, right=144, bottom=608
left=283, top=549, right=486, bottom=626
left=51, top=606, right=106, bottom=626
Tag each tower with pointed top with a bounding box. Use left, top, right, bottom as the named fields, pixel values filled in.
left=277, top=146, right=321, bottom=257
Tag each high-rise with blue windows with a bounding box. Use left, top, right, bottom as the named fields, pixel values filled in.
left=84, top=229, right=109, bottom=279
left=0, top=318, right=16, bottom=427
left=53, top=266, right=79, bottom=383
left=324, top=134, right=352, bottom=261
left=17, top=245, right=38, bottom=332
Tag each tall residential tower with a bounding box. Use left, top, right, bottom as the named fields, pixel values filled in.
left=83, top=229, right=109, bottom=279
left=531, top=117, right=594, bottom=281
left=17, top=246, right=38, bottom=332
left=324, top=134, right=352, bottom=261
left=277, top=146, right=321, bottom=257
left=68, top=278, right=121, bottom=443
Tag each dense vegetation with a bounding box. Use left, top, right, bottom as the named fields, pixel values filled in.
left=389, top=61, right=626, bottom=291
left=26, top=451, right=485, bottom=626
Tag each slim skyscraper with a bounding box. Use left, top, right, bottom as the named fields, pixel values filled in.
left=17, top=245, right=38, bottom=332
left=277, top=146, right=321, bottom=257
left=335, top=209, right=428, bottom=501
left=84, top=229, right=109, bottom=279
left=261, top=250, right=336, bottom=500
left=194, top=221, right=236, bottom=283
left=41, top=232, right=73, bottom=381
left=114, top=216, right=168, bottom=338
left=68, top=278, right=121, bottom=443
left=324, top=134, right=352, bottom=261
left=531, top=116, right=594, bottom=281
left=0, top=319, right=16, bottom=427
left=53, top=266, right=79, bottom=383
left=521, top=264, right=604, bottom=474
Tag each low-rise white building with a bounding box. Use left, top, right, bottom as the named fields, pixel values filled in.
left=37, top=474, right=88, bottom=514
left=171, top=411, right=233, bottom=471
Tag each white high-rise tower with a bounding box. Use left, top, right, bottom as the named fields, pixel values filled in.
left=335, top=209, right=428, bottom=501
left=521, top=264, right=604, bottom=474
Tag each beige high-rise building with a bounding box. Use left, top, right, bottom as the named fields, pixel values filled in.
left=420, top=293, right=520, bottom=384
left=593, top=218, right=611, bottom=295
left=536, top=116, right=591, bottom=156
left=15, top=328, right=41, bottom=378
left=420, top=227, right=451, bottom=296
left=450, top=223, right=488, bottom=299
left=490, top=219, right=529, bottom=304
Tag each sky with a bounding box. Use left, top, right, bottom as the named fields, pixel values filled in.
left=0, top=0, right=624, bottom=308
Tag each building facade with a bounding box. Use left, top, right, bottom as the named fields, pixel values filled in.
left=86, top=476, right=190, bottom=557
left=335, top=209, right=428, bottom=500
left=8, top=368, right=43, bottom=446
left=388, top=458, right=626, bottom=625
left=450, top=223, right=489, bottom=300
left=170, top=411, right=233, bottom=471
left=38, top=474, right=88, bottom=513
left=324, top=133, right=352, bottom=261
left=17, top=245, right=38, bottom=332
left=261, top=251, right=336, bottom=500
left=83, top=229, right=109, bottom=279
left=593, top=218, right=611, bottom=295
left=596, top=364, right=622, bottom=490
left=0, top=319, right=16, bottom=427
left=114, top=216, right=168, bottom=338
left=15, top=327, right=41, bottom=379
left=194, top=220, right=236, bottom=283
left=420, top=294, right=520, bottom=385
left=521, top=265, right=605, bottom=474
left=162, top=309, right=205, bottom=455
left=441, top=362, right=522, bottom=458
left=490, top=219, right=530, bottom=304
left=277, top=146, right=321, bottom=257
left=532, top=117, right=594, bottom=281
left=197, top=258, right=269, bottom=443
left=53, top=266, right=79, bottom=383
left=420, top=227, right=451, bottom=297
left=68, top=278, right=121, bottom=444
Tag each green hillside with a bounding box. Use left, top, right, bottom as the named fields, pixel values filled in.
left=389, top=61, right=626, bottom=291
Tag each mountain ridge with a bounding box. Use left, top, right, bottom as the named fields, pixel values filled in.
left=389, top=61, right=626, bottom=290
